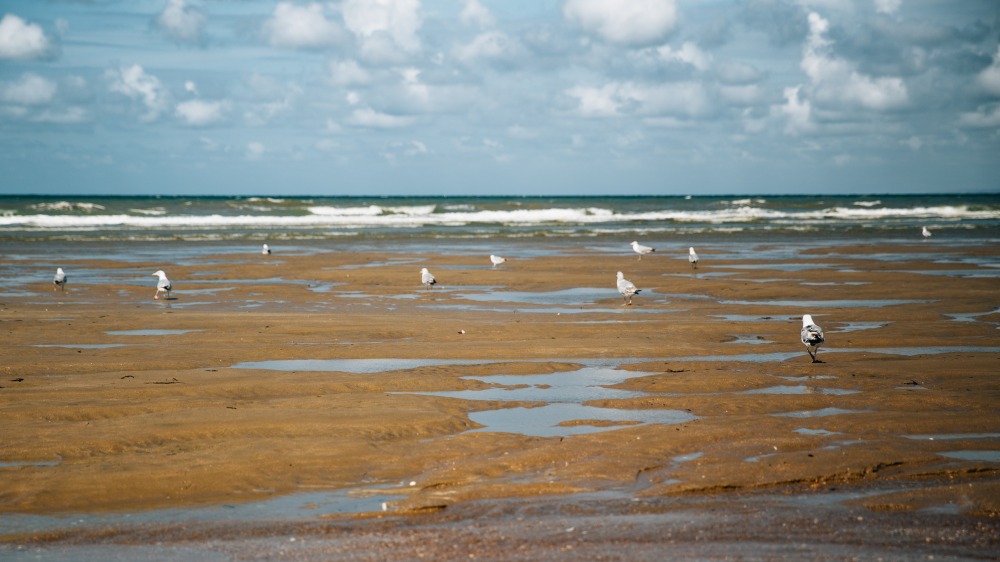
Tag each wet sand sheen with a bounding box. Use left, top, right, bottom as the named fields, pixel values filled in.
left=0, top=240, right=998, bottom=557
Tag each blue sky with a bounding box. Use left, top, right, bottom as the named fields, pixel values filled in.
left=0, top=0, right=998, bottom=196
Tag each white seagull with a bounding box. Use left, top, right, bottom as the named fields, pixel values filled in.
left=152, top=270, right=172, bottom=300
left=490, top=254, right=507, bottom=268
left=921, top=226, right=932, bottom=239
left=262, top=243, right=271, bottom=255
left=631, top=241, right=655, bottom=260
left=800, top=314, right=825, bottom=363
left=688, top=247, right=699, bottom=269
left=420, top=267, right=436, bottom=289
left=616, top=271, right=640, bottom=306
left=53, top=267, right=67, bottom=291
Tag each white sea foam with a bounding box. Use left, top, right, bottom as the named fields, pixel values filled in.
left=852, top=200, right=882, bottom=207
left=2, top=204, right=997, bottom=230
left=29, top=201, right=106, bottom=212
left=129, top=207, right=167, bottom=216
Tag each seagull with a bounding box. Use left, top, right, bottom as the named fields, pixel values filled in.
left=420, top=267, right=436, bottom=289
left=53, top=267, right=67, bottom=291
left=801, top=314, right=825, bottom=363
left=489, top=255, right=507, bottom=268
left=152, top=270, right=172, bottom=300
left=688, top=247, right=699, bottom=269
left=616, top=271, right=640, bottom=306
left=262, top=243, right=271, bottom=255
left=631, top=241, right=655, bottom=260
left=921, top=226, right=932, bottom=239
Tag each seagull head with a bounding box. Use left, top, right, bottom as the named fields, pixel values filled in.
left=420, top=268, right=429, bottom=274
left=153, top=270, right=167, bottom=279
left=56, top=267, right=64, bottom=274
left=616, top=271, right=624, bottom=280
left=802, top=314, right=815, bottom=326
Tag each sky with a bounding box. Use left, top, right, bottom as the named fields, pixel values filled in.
left=0, top=0, right=998, bottom=196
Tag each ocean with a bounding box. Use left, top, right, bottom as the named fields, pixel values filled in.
left=1, top=194, right=998, bottom=245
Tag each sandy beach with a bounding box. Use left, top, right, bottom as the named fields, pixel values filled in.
left=1, top=238, right=998, bottom=559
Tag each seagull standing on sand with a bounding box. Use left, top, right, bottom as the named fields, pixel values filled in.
left=921, top=226, right=932, bottom=239
left=152, top=270, right=172, bottom=300
left=420, top=267, right=436, bottom=289
left=616, top=271, right=640, bottom=306
left=490, top=255, right=507, bottom=268
left=262, top=243, right=271, bottom=255
left=801, top=314, right=825, bottom=363
left=631, top=241, right=654, bottom=260
left=53, top=267, right=67, bottom=291
left=688, top=247, right=699, bottom=269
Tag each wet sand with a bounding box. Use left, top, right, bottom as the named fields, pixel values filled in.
left=1, top=240, right=998, bottom=558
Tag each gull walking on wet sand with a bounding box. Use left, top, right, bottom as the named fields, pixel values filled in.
left=490, top=254, right=507, bottom=268
left=152, top=270, right=172, bottom=300
left=420, top=267, right=436, bottom=289
left=53, top=267, right=67, bottom=291
left=801, top=314, right=825, bottom=363
left=616, top=271, right=640, bottom=306
left=922, top=226, right=932, bottom=239
left=631, top=241, right=654, bottom=260
left=688, top=247, right=699, bottom=269
left=262, top=243, right=271, bottom=255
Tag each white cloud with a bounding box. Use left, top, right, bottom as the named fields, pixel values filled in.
left=567, top=84, right=622, bottom=117
left=263, top=2, right=343, bottom=49
left=657, top=42, right=712, bottom=71
left=348, top=107, right=415, bottom=128
left=2, top=73, right=57, bottom=105
left=976, top=46, right=1000, bottom=97
left=175, top=99, right=228, bottom=126
left=342, top=0, right=423, bottom=62
left=874, top=0, right=902, bottom=15
left=454, top=31, right=522, bottom=64
left=774, top=85, right=814, bottom=135
left=801, top=12, right=908, bottom=110
left=958, top=104, right=1000, bottom=128
left=328, top=59, right=372, bottom=86
left=246, top=141, right=265, bottom=160
left=156, top=0, right=206, bottom=43
left=107, top=64, right=169, bottom=121
left=460, top=0, right=494, bottom=29
left=33, top=106, right=88, bottom=124
left=563, top=0, right=678, bottom=45
left=567, top=81, right=708, bottom=118
left=0, top=13, right=53, bottom=60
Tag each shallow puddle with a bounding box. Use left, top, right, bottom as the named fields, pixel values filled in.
left=772, top=408, right=866, bottom=418
left=741, top=385, right=859, bottom=395
left=106, top=329, right=202, bottom=336
left=720, top=299, right=935, bottom=308
left=904, top=433, right=1000, bottom=441
left=31, top=343, right=133, bottom=349
left=468, top=404, right=696, bottom=438
left=938, top=451, right=1000, bottom=462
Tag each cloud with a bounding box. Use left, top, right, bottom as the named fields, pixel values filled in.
left=263, top=2, right=343, bottom=49
left=567, top=81, right=708, bottom=118
left=976, top=46, right=1000, bottom=96
left=657, top=41, right=712, bottom=71
left=184, top=80, right=198, bottom=94
left=348, top=107, right=415, bottom=128
left=246, top=141, right=265, bottom=160
left=156, top=0, right=206, bottom=44
left=0, top=13, right=54, bottom=60
left=800, top=12, right=908, bottom=111
left=106, top=64, right=169, bottom=121
left=342, top=0, right=423, bottom=62
left=175, top=99, right=228, bottom=126
left=2, top=73, right=57, bottom=105
left=460, top=0, right=494, bottom=29
left=328, top=59, right=372, bottom=86
left=773, top=85, right=814, bottom=135
left=873, top=0, right=902, bottom=15
left=958, top=104, right=1000, bottom=128
left=563, top=0, right=678, bottom=45
left=454, top=31, right=524, bottom=65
